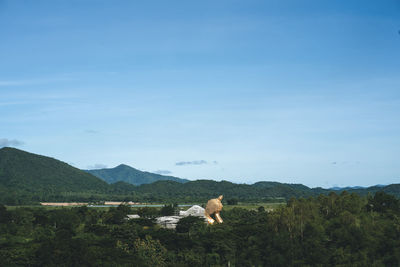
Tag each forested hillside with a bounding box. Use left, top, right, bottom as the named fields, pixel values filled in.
left=86, top=164, right=189, bottom=185
left=0, top=147, right=399, bottom=205
left=0, top=147, right=133, bottom=204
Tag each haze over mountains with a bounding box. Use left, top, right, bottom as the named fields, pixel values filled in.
left=0, top=147, right=399, bottom=205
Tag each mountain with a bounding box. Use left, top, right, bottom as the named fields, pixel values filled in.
left=85, top=164, right=189, bottom=186
left=0, top=147, right=398, bottom=205
left=329, top=186, right=366, bottom=190
left=341, top=184, right=400, bottom=197
left=0, top=147, right=114, bottom=204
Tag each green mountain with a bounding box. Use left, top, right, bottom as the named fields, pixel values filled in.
left=85, top=164, right=189, bottom=186
left=0, top=147, right=398, bottom=205
left=0, top=147, right=117, bottom=204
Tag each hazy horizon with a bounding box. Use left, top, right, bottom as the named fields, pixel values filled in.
left=1, top=1, right=399, bottom=188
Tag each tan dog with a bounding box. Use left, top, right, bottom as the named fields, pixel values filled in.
left=205, top=195, right=223, bottom=224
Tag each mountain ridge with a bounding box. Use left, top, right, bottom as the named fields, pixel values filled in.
left=85, top=164, right=189, bottom=185
left=0, top=147, right=113, bottom=204
left=0, top=147, right=108, bottom=191
left=0, top=147, right=399, bottom=205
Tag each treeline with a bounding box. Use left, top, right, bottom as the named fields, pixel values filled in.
left=1, top=191, right=399, bottom=266
left=0, top=179, right=309, bottom=205
left=2, top=178, right=400, bottom=206
left=132, top=180, right=314, bottom=202
left=132, top=180, right=400, bottom=202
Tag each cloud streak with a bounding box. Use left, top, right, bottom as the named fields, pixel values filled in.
left=87, top=163, right=108, bottom=170
left=175, top=160, right=209, bottom=166
left=153, top=170, right=172, bottom=175
left=0, top=138, right=24, bottom=148
left=0, top=76, right=73, bottom=87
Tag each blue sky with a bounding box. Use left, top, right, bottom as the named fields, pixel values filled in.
left=1, top=0, right=399, bottom=187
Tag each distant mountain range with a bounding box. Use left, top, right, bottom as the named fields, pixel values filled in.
left=85, top=164, right=189, bottom=185
left=329, top=185, right=385, bottom=190
left=0, top=147, right=399, bottom=205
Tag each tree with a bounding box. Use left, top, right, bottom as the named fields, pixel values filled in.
left=227, top=198, right=238, bottom=205
left=116, top=204, right=132, bottom=215
left=137, top=207, right=159, bottom=218
left=369, top=191, right=400, bottom=213
left=0, top=204, right=10, bottom=224
left=133, top=235, right=167, bottom=267
left=160, top=204, right=175, bottom=216
left=176, top=216, right=205, bottom=234
left=103, top=208, right=126, bottom=224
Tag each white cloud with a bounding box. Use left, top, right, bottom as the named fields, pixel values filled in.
left=0, top=138, right=24, bottom=148
left=153, top=170, right=172, bottom=175
left=87, top=163, right=107, bottom=170
left=175, top=160, right=208, bottom=166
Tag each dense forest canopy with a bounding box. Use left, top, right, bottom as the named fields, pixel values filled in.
left=1, top=191, right=399, bottom=266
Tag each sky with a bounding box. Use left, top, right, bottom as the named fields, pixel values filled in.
left=1, top=0, right=399, bottom=188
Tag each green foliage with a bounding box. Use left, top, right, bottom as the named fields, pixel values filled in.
left=134, top=235, right=167, bottom=267
left=0, top=192, right=400, bottom=266
left=0, top=204, right=10, bottom=223
left=368, top=191, right=400, bottom=213
left=137, top=207, right=159, bottom=218
left=160, top=204, right=175, bottom=216
left=226, top=198, right=238, bottom=205
left=257, top=206, right=265, bottom=212
left=175, top=216, right=205, bottom=234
